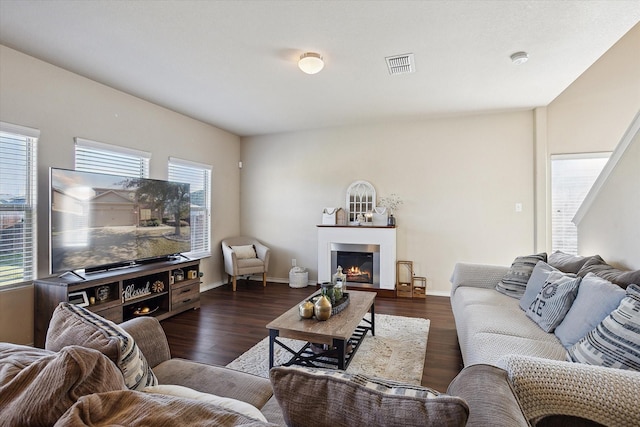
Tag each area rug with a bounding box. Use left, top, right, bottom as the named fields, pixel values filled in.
left=225, top=314, right=430, bottom=384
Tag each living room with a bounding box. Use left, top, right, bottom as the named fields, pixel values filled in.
left=0, top=2, right=639, bottom=424
left=1, top=1, right=638, bottom=344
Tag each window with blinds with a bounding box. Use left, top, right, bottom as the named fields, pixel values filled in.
left=75, top=137, right=150, bottom=178
left=0, top=123, right=39, bottom=287
left=168, top=158, right=211, bottom=258
left=551, top=153, right=610, bottom=254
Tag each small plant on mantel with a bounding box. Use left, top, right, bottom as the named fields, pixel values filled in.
left=378, top=193, right=403, bottom=215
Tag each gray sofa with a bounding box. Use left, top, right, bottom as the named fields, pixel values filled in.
left=449, top=262, right=640, bottom=427
left=122, top=316, right=286, bottom=424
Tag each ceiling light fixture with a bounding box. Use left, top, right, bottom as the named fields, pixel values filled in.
left=298, top=52, right=324, bottom=74
left=510, top=51, right=529, bottom=65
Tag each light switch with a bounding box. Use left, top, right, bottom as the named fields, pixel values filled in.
left=515, top=203, right=523, bottom=212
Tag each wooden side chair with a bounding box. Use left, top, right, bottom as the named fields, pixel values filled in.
left=221, top=236, right=271, bottom=291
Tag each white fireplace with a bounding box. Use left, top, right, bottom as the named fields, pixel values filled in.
left=317, top=226, right=396, bottom=290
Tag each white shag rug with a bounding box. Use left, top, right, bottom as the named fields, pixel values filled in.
left=226, top=314, right=430, bottom=384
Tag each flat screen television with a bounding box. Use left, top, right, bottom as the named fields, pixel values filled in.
left=50, top=168, right=191, bottom=274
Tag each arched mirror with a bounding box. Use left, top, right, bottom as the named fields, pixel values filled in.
left=346, top=180, right=376, bottom=225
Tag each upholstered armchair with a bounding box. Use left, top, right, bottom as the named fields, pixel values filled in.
left=221, top=237, right=271, bottom=292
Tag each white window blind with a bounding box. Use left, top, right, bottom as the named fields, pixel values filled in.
left=0, top=122, right=39, bottom=287
left=75, top=138, right=150, bottom=178
left=551, top=153, right=610, bottom=254
left=168, top=157, right=211, bottom=258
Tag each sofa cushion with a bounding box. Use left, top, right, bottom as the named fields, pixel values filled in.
left=496, top=253, right=547, bottom=299
left=547, top=251, right=602, bottom=274
left=577, top=257, right=640, bottom=289
left=525, top=272, right=581, bottom=332
left=143, top=384, right=268, bottom=422
left=270, top=366, right=469, bottom=426
left=231, top=244, right=257, bottom=259
left=46, top=302, right=157, bottom=390
left=0, top=343, right=126, bottom=426
left=567, top=284, right=640, bottom=371
left=152, top=358, right=274, bottom=410
left=554, top=273, right=626, bottom=348
left=519, top=261, right=560, bottom=311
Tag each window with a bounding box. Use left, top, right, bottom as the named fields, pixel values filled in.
left=168, top=157, right=211, bottom=258
left=75, top=137, right=150, bottom=178
left=0, top=122, right=39, bottom=287
left=551, top=153, right=610, bottom=254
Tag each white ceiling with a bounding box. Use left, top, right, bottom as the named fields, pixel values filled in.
left=1, top=1, right=639, bottom=137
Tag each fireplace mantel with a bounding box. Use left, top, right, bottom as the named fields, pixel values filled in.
left=317, top=225, right=396, bottom=290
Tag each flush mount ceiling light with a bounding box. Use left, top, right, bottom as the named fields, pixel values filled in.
left=510, top=51, right=529, bottom=65
left=298, top=52, right=324, bottom=74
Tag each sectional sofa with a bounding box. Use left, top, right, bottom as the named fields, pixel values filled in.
left=449, top=252, right=640, bottom=426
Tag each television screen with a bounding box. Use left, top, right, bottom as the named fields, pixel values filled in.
left=50, top=168, right=191, bottom=274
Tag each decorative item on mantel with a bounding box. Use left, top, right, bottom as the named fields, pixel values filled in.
left=378, top=193, right=403, bottom=226
left=322, top=207, right=343, bottom=225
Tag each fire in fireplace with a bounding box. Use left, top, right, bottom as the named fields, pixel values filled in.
left=330, top=243, right=380, bottom=287
left=338, top=251, right=373, bottom=283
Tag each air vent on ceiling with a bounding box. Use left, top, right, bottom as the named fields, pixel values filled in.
left=385, top=53, right=415, bottom=75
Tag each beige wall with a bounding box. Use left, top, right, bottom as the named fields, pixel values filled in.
left=241, top=111, right=536, bottom=295
left=0, top=45, right=241, bottom=344
left=547, top=23, right=640, bottom=155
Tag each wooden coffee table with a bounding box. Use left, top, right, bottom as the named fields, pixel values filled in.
left=266, top=290, right=376, bottom=370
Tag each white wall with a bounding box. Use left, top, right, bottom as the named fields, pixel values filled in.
left=241, top=111, right=536, bottom=295
left=0, top=45, right=241, bottom=344
left=577, top=128, right=640, bottom=270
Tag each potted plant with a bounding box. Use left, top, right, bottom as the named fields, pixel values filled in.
left=377, top=193, right=403, bottom=226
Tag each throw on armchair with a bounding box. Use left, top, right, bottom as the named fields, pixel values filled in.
left=222, top=236, right=271, bottom=291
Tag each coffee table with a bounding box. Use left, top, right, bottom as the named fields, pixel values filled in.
left=266, top=290, right=376, bottom=370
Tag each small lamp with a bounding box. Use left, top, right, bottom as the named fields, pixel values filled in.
left=298, top=52, right=324, bottom=74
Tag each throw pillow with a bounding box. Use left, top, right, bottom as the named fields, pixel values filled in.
left=496, top=252, right=547, bottom=299
left=270, top=366, right=469, bottom=427
left=525, top=272, right=581, bottom=332
left=554, top=273, right=626, bottom=348
left=231, top=244, right=257, bottom=259
left=46, top=302, right=157, bottom=390
left=577, top=257, right=640, bottom=289
left=143, top=384, right=268, bottom=422
left=567, top=284, right=640, bottom=371
left=547, top=251, right=602, bottom=274
left=519, top=261, right=560, bottom=311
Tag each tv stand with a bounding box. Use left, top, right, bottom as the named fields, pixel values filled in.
left=34, top=258, right=201, bottom=348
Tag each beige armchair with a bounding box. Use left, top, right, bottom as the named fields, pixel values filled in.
left=221, top=236, right=271, bottom=291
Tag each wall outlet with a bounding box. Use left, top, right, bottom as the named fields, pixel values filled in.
left=292, top=258, right=297, bottom=267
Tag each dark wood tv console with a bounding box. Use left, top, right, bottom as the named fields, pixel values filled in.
left=34, top=258, right=201, bottom=348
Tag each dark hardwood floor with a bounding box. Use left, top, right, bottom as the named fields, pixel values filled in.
left=161, top=280, right=464, bottom=392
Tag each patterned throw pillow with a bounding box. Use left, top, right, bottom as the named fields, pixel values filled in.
left=568, top=284, right=640, bottom=371
left=496, top=253, right=547, bottom=299
left=525, top=272, right=581, bottom=332
left=519, top=261, right=560, bottom=311
left=270, top=366, right=469, bottom=426
left=45, top=302, right=157, bottom=390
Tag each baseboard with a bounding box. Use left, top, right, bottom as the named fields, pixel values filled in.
left=202, top=276, right=451, bottom=299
